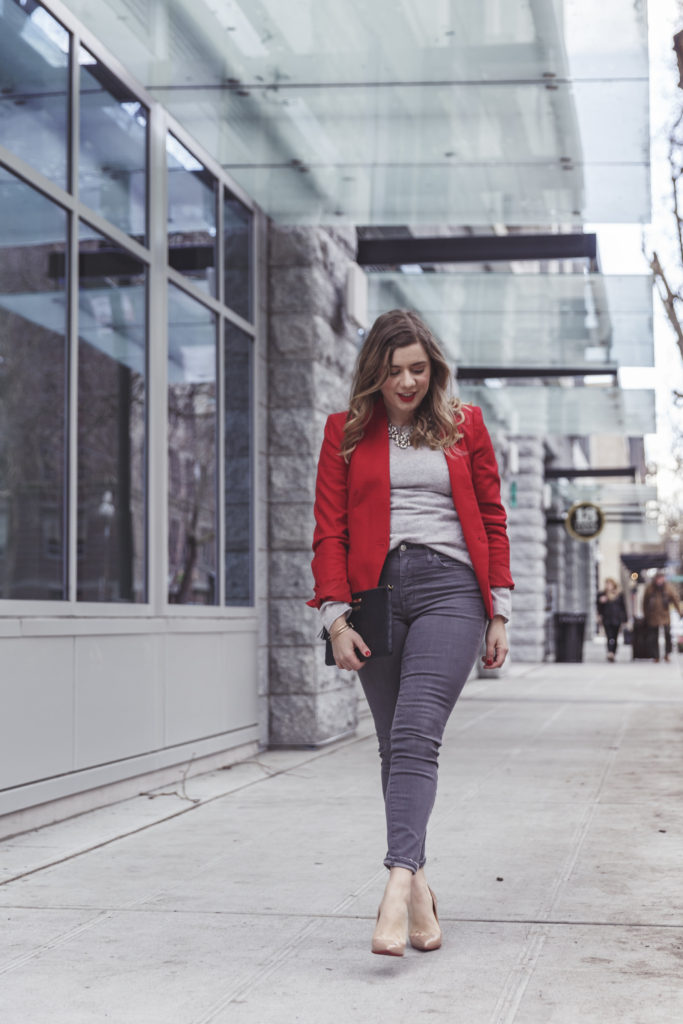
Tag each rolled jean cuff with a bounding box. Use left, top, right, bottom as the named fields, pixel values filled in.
left=384, top=855, right=419, bottom=873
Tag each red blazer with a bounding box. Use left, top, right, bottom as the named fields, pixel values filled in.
left=307, top=400, right=514, bottom=619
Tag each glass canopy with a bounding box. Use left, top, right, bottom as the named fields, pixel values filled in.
left=552, top=482, right=657, bottom=505
left=461, top=384, right=655, bottom=437
left=58, top=0, right=650, bottom=225
left=369, top=273, right=653, bottom=370
left=611, top=521, right=662, bottom=545
left=61, top=0, right=649, bottom=88
left=550, top=481, right=660, bottom=544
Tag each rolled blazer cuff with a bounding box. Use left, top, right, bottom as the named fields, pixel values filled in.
left=307, top=579, right=353, bottom=610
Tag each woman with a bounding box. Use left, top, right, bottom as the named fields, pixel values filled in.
left=596, top=578, right=627, bottom=662
left=307, top=309, right=514, bottom=956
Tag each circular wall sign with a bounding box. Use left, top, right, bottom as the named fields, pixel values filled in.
left=565, top=501, right=605, bottom=542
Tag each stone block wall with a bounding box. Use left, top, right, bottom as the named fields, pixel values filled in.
left=507, top=436, right=546, bottom=662
left=267, top=225, right=361, bottom=745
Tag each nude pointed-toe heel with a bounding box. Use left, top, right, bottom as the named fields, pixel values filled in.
left=371, top=906, right=407, bottom=957
left=409, top=886, right=442, bottom=952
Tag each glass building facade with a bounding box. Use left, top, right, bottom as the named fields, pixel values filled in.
left=0, top=0, right=257, bottom=610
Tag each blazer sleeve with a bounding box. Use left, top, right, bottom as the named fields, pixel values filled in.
left=469, top=406, right=514, bottom=590
left=306, top=414, right=353, bottom=609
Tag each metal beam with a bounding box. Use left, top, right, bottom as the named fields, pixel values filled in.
left=546, top=467, right=637, bottom=479
left=357, top=233, right=598, bottom=267
left=457, top=366, right=616, bottom=380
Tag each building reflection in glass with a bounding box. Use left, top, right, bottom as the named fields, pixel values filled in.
left=0, top=0, right=70, bottom=189
left=224, top=189, right=252, bottom=321
left=0, top=166, right=68, bottom=599
left=167, top=284, right=217, bottom=604
left=80, top=46, right=147, bottom=242
left=224, top=321, right=253, bottom=606
left=77, top=222, right=147, bottom=602
left=167, top=135, right=216, bottom=296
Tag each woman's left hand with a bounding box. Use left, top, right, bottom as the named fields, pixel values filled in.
left=482, top=616, right=509, bottom=670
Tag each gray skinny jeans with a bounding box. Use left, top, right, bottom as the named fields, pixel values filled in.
left=358, top=543, right=487, bottom=873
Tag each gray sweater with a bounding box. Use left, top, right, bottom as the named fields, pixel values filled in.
left=320, top=443, right=512, bottom=632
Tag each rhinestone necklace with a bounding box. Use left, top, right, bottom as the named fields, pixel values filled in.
left=388, top=422, right=414, bottom=449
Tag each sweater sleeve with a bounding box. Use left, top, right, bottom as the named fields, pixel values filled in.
left=319, top=600, right=352, bottom=633
left=491, top=587, right=512, bottom=622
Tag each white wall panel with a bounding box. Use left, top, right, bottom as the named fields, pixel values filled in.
left=0, top=638, right=75, bottom=789
left=74, top=634, right=163, bottom=769
left=222, top=631, right=258, bottom=732
left=164, top=630, right=257, bottom=747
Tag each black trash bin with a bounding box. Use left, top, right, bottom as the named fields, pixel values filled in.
left=631, top=617, right=657, bottom=660
left=554, top=612, right=586, bottom=662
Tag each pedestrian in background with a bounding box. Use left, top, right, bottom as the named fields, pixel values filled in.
left=643, top=571, right=681, bottom=663
left=596, top=577, right=627, bottom=662
left=308, top=309, right=514, bottom=956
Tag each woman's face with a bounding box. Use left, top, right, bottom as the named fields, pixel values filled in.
left=379, top=341, right=431, bottom=426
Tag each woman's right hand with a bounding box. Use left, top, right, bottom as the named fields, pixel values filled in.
left=329, top=615, right=371, bottom=671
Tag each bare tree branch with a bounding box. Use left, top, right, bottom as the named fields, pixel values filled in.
left=647, top=113, right=683, bottom=370
left=650, top=250, right=683, bottom=363
left=668, top=111, right=683, bottom=261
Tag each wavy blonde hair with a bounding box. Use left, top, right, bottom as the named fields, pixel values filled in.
left=340, top=309, right=463, bottom=462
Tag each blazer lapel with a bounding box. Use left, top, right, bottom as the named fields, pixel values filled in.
left=349, top=399, right=391, bottom=548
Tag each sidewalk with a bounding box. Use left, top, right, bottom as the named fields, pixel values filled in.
left=1, top=642, right=682, bottom=1024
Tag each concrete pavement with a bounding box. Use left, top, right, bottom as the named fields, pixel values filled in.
left=1, top=640, right=683, bottom=1023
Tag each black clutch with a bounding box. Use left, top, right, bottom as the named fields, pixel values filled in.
left=322, top=585, right=393, bottom=666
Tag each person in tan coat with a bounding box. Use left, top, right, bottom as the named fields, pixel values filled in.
left=643, top=571, right=682, bottom=662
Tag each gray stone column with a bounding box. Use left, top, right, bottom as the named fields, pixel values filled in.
left=586, top=542, right=598, bottom=637
left=545, top=518, right=566, bottom=658
left=546, top=500, right=598, bottom=657
left=563, top=532, right=583, bottom=611
left=267, top=225, right=361, bottom=746
left=507, top=437, right=546, bottom=662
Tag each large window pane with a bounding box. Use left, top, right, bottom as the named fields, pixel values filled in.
left=0, top=1, right=70, bottom=187
left=77, top=223, right=146, bottom=602
left=224, top=322, right=253, bottom=606
left=224, top=190, right=253, bottom=322
left=167, top=136, right=217, bottom=296
left=79, top=48, right=147, bottom=240
left=168, top=285, right=217, bottom=604
left=0, top=167, right=67, bottom=599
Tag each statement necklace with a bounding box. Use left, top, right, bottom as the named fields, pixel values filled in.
left=388, top=422, right=414, bottom=449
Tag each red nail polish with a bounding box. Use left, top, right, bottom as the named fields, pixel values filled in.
left=485, top=658, right=493, bottom=666
left=365, top=650, right=371, bottom=656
